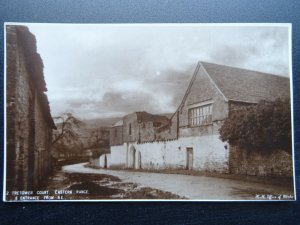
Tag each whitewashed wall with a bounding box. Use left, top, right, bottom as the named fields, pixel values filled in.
left=111, top=135, right=229, bottom=173
left=110, top=144, right=127, bottom=168
left=90, top=154, right=111, bottom=168
left=99, top=154, right=111, bottom=168
left=183, top=135, right=229, bottom=172
left=131, top=141, right=185, bottom=170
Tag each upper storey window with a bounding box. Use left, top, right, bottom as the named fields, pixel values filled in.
left=188, top=104, right=212, bottom=126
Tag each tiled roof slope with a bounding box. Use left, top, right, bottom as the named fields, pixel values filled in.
left=201, top=62, right=290, bottom=103
left=136, top=112, right=169, bottom=124
left=113, top=120, right=123, bottom=127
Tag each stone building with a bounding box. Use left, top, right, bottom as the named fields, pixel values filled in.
left=109, top=61, right=292, bottom=176
left=122, top=112, right=170, bottom=143
left=6, top=25, right=56, bottom=192
left=109, top=112, right=171, bottom=168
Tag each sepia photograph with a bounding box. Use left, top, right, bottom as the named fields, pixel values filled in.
left=4, top=23, right=295, bottom=201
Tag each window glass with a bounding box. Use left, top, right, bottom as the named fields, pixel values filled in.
left=188, top=104, right=212, bottom=126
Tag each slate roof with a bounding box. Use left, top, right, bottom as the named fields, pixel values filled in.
left=201, top=62, right=290, bottom=103
left=113, top=120, right=123, bottom=127
left=136, top=112, right=170, bottom=124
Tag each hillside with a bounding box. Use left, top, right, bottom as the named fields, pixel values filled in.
left=83, top=117, right=122, bottom=128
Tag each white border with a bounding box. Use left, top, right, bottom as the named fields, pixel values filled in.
left=289, top=24, right=297, bottom=201
left=3, top=22, right=7, bottom=202
left=2, top=22, right=296, bottom=202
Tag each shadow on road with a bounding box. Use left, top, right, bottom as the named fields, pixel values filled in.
left=41, top=170, right=183, bottom=200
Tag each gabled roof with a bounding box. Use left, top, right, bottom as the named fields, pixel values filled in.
left=201, top=62, right=290, bottom=103
left=113, top=120, right=123, bottom=127
left=171, top=61, right=290, bottom=120
left=136, top=111, right=169, bottom=124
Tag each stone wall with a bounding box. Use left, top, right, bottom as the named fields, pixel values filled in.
left=110, top=125, right=123, bottom=146
left=178, top=66, right=228, bottom=131
left=228, top=101, right=255, bottom=115
left=6, top=26, right=32, bottom=191
left=156, top=113, right=178, bottom=141
left=138, top=121, right=156, bottom=142
left=226, top=101, right=293, bottom=177
left=111, top=135, right=229, bottom=172
left=229, top=146, right=293, bottom=177
left=122, top=113, right=139, bottom=143
left=34, top=94, right=53, bottom=186
left=121, top=112, right=173, bottom=143
left=6, top=26, right=55, bottom=192
left=109, top=64, right=230, bottom=173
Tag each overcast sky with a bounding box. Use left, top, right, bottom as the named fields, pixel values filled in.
left=26, top=24, right=290, bottom=120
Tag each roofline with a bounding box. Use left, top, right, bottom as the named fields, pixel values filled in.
left=228, top=98, right=290, bottom=104
left=111, top=125, right=123, bottom=128
left=200, top=62, right=229, bottom=102
left=227, top=99, right=258, bottom=104
left=199, top=61, right=290, bottom=79
left=112, top=111, right=170, bottom=127
left=169, top=61, right=202, bottom=120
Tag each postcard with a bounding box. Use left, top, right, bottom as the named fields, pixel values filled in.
left=3, top=23, right=295, bottom=201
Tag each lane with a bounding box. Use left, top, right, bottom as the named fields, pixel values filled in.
left=63, top=163, right=294, bottom=200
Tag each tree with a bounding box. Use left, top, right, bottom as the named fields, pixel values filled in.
left=51, top=113, right=83, bottom=153
left=219, top=99, right=292, bottom=153
left=88, top=128, right=109, bottom=148
left=87, top=128, right=110, bottom=158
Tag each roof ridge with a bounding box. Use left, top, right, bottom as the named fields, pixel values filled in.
left=169, top=61, right=201, bottom=119
left=200, top=62, right=228, bottom=102
left=201, top=61, right=290, bottom=103
left=200, top=61, right=289, bottom=79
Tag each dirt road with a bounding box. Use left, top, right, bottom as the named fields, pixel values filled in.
left=63, top=163, right=295, bottom=200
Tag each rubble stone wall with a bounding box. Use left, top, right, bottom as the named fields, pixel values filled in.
left=6, top=26, right=54, bottom=192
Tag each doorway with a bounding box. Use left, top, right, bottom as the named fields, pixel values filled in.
left=186, top=148, right=193, bottom=170
left=104, top=154, right=107, bottom=168
left=128, top=145, right=136, bottom=169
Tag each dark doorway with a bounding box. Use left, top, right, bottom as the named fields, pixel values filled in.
left=104, top=155, right=107, bottom=168
left=186, top=148, right=193, bottom=170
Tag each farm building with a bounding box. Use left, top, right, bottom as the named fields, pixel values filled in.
left=106, top=61, right=292, bottom=176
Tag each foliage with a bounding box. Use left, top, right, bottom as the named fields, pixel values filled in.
left=87, top=128, right=110, bottom=158
left=51, top=113, right=110, bottom=159
left=51, top=113, right=83, bottom=154
left=219, top=99, right=292, bottom=153
left=88, top=128, right=110, bottom=148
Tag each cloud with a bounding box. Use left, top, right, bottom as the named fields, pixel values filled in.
left=102, top=90, right=156, bottom=112
left=25, top=24, right=290, bottom=119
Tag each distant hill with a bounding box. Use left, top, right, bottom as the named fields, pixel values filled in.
left=82, top=112, right=173, bottom=129
left=83, top=117, right=122, bottom=128
left=160, top=113, right=173, bottom=119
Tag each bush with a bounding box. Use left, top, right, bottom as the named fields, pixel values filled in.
left=219, top=99, right=292, bottom=153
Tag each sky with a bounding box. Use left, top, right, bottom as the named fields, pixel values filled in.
left=26, top=24, right=291, bottom=120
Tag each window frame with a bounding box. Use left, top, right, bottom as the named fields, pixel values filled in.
left=188, top=103, right=213, bottom=127
left=129, top=123, right=132, bottom=135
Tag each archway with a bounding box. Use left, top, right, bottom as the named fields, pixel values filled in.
left=128, top=145, right=136, bottom=169
left=104, top=154, right=107, bottom=168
